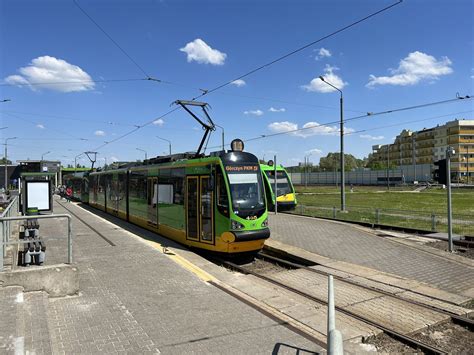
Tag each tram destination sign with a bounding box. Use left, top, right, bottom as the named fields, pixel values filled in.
left=225, top=165, right=258, bottom=173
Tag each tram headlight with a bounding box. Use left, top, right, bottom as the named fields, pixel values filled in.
left=261, top=218, right=268, bottom=227
left=231, top=220, right=245, bottom=230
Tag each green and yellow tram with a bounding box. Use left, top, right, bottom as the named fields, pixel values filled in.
left=260, top=162, right=297, bottom=211
left=86, top=149, right=269, bottom=254
left=63, top=172, right=89, bottom=202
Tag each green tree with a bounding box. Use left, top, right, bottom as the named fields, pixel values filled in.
left=0, top=157, right=12, bottom=164
left=319, top=152, right=364, bottom=171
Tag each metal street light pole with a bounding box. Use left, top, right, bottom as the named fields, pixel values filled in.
left=136, top=148, right=147, bottom=161
left=467, top=145, right=470, bottom=185
left=156, top=136, right=172, bottom=155
left=306, top=156, right=309, bottom=188
left=412, top=135, right=416, bottom=183
left=74, top=153, right=82, bottom=174
left=41, top=151, right=51, bottom=161
left=4, top=137, right=17, bottom=189
left=214, top=124, right=225, bottom=151
left=319, top=76, right=345, bottom=211
left=387, top=146, right=390, bottom=190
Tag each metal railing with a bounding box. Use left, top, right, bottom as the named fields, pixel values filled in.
left=0, top=212, right=73, bottom=271
left=290, top=204, right=474, bottom=237
left=1, top=196, right=19, bottom=260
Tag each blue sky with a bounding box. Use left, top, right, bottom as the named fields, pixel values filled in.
left=1, top=0, right=473, bottom=167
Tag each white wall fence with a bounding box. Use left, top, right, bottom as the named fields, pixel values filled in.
left=289, top=164, right=433, bottom=185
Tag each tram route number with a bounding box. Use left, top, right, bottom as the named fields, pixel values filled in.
left=225, top=165, right=258, bottom=172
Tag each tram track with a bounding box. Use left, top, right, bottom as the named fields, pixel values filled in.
left=56, top=200, right=116, bottom=246
left=212, top=254, right=471, bottom=355
left=258, top=250, right=474, bottom=330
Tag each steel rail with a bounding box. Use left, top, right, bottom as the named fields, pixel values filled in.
left=218, top=258, right=447, bottom=355
left=258, top=251, right=474, bottom=330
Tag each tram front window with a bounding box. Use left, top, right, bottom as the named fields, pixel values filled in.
left=265, top=171, right=292, bottom=196
left=227, top=172, right=265, bottom=218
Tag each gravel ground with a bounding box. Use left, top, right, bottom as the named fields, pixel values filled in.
left=239, top=258, right=293, bottom=275
left=367, top=322, right=474, bottom=354
left=427, top=240, right=474, bottom=259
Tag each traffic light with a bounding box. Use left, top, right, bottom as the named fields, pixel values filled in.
left=433, top=159, right=447, bottom=184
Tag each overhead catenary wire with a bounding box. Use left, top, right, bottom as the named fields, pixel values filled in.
left=3, top=112, right=92, bottom=141
left=192, top=0, right=404, bottom=100
left=214, top=91, right=366, bottom=114
left=1, top=109, right=141, bottom=127
left=0, top=78, right=149, bottom=88
left=200, top=96, right=474, bottom=151
left=345, top=110, right=474, bottom=137
left=77, top=0, right=404, bottom=154
left=73, top=0, right=151, bottom=78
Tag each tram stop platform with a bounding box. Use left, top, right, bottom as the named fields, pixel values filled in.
left=0, top=198, right=323, bottom=354
left=267, top=213, right=474, bottom=305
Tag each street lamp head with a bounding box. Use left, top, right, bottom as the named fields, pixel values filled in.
left=319, top=76, right=325, bottom=82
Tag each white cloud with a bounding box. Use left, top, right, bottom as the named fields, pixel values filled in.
left=231, top=79, right=246, bottom=87
left=36, top=124, right=45, bottom=129
left=268, top=121, right=298, bottom=134
left=179, top=38, right=226, bottom=65
left=94, top=130, right=105, bottom=136
left=306, top=148, right=323, bottom=155
left=244, top=109, right=264, bottom=116
left=302, top=65, right=347, bottom=93
left=109, top=156, right=119, bottom=163
left=268, top=120, right=353, bottom=138
left=269, top=107, right=286, bottom=113
left=315, top=47, right=332, bottom=60
left=3, top=56, right=95, bottom=92
left=367, top=51, right=453, bottom=87
left=360, top=134, right=385, bottom=141
left=153, top=118, right=165, bottom=126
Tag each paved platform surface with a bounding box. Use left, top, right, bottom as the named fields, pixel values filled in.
left=268, top=213, right=474, bottom=300
left=1, top=199, right=322, bottom=354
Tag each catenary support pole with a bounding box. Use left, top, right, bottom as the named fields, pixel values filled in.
left=446, top=147, right=454, bottom=252
left=274, top=155, right=278, bottom=215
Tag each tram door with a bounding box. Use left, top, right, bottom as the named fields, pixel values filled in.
left=186, top=176, right=214, bottom=244
left=147, top=177, right=158, bottom=225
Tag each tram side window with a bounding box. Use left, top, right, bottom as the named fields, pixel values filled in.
left=129, top=171, right=147, bottom=219
left=216, top=167, right=229, bottom=216
left=171, top=168, right=185, bottom=205
left=97, top=175, right=106, bottom=206
left=106, top=174, right=114, bottom=204
left=158, top=169, right=172, bottom=204
left=117, top=173, right=127, bottom=212
left=89, top=176, right=97, bottom=202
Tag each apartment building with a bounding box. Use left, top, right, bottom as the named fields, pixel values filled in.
left=371, top=119, right=474, bottom=181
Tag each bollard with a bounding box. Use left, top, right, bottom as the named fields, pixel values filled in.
left=431, top=213, right=436, bottom=232
left=327, top=275, right=343, bottom=355
left=375, top=208, right=380, bottom=225
left=333, top=206, right=337, bottom=219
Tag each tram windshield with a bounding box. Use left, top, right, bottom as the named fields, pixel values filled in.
left=227, top=169, right=265, bottom=218
left=264, top=170, right=292, bottom=197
